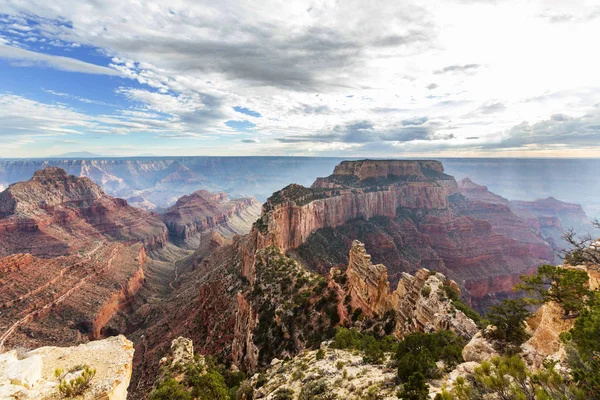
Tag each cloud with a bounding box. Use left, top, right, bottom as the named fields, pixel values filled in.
left=0, top=44, right=120, bottom=75
left=1, top=1, right=600, bottom=157
left=434, top=64, right=481, bottom=74
left=401, top=116, right=428, bottom=126
left=275, top=119, right=435, bottom=144
left=478, top=102, right=506, bottom=114
left=241, top=138, right=260, bottom=143
left=489, top=108, right=600, bottom=149
left=0, top=93, right=197, bottom=139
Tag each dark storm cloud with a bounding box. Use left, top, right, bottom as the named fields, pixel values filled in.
left=434, top=64, right=481, bottom=74
left=109, top=26, right=434, bottom=91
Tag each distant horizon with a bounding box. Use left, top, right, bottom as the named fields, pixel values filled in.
left=3, top=155, right=600, bottom=161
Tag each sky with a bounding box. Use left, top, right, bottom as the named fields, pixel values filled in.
left=0, top=0, right=599, bottom=158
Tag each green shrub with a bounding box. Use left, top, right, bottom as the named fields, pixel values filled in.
left=517, top=264, right=591, bottom=316
left=397, top=372, right=429, bottom=400
left=316, top=348, right=326, bottom=360
left=396, top=331, right=465, bottom=381
left=55, top=365, right=96, bottom=398
left=149, top=378, right=192, bottom=400
left=299, top=379, right=337, bottom=400
left=273, top=387, right=295, bottom=400
left=484, top=299, right=531, bottom=347
left=192, top=370, right=229, bottom=400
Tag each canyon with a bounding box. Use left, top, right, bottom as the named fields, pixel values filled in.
left=0, top=159, right=597, bottom=399
left=0, top=167, right=261, bottom=355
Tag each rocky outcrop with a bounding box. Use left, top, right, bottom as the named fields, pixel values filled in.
left=170, top=337, right=195, bottom=367
left=248, top=160, right=553, bottom=310
left=345, top=241, right=393, bottom=316
left=0, top=167, right=168, bottom=257
left=247, top=343, right=401, bottom=400
left=162, top=190, right=261, bottom=246
left=462, top=329, right=499, bottom=363
left=332, top=241, right=478, bottom=340
left=0, top=335, right=134, bottom=399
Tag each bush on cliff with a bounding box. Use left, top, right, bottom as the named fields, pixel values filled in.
left=149, top=378, right=192, bottom=400
left=484, top=298, right=531, bottom=348
left=562, top=291, right=600, bottom=395
left=437, top=355, right=586, bottom=400
left=331, top=327, right=397, bottom=364
left=396, top=330, right=465, bottom=382
left=441, top=284, right=486, bottom=328
left=517, top=264, right=590, bottom=316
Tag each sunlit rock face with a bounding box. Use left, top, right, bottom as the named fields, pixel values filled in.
left=246, top=160, right=553, bottom=310
left=0, top=335, right=134, bottom=400
left=161, top=189, right=261, bottom=247
left=0, top=168, right=167, bottom=350
left=339, top=240, right=478, bottom=340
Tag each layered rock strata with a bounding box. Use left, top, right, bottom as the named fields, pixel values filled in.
left=335, top=241, right=478, bottom=339
left=0, top=167, right=168, bottom=257
left=162, top=190, right=261, bottom=246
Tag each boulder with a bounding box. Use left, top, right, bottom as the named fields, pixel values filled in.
left=0, top=335, right=134, bottom=400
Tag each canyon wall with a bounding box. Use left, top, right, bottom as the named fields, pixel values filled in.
left=243, top=160, right=554, bottom=310
left=162, top=190, right=261, bottom=245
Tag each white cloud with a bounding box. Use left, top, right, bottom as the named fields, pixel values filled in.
left=0, top=43, right=121, bottom=75
left=1, top=0, right=600, bottom=156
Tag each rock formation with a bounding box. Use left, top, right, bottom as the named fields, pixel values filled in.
left=0, top=167, right=168, bottom=257
left=0, top=335, right=134, bottom=399
left=0, top=168, right=168, bottom=351
left=161, top=190, right=261, bottom=246
left=248, top=160, right=553, bottom=310
left=334, top=241, right=478, bottom=339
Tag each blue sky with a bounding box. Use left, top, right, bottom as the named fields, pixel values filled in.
left=1, top=1, right=600, bottom=158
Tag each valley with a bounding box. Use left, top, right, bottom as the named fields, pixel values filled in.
left=0, top=158, right=598, bottom=399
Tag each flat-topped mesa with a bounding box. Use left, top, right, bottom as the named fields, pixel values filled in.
left=312, top=159, right=455, bottom=189
left=334, top=159, right=445, bottom=180
left=335, top=240, right=478, bottom=340
left=251, top=160, right=457, bottom=258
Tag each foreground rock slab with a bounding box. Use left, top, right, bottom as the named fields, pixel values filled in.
left=0, top=335, right=134, bottom=399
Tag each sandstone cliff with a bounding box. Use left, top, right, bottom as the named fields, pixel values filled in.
left=0, top=168, right=167, bottom=351
left=334, top=241, right=478, bottom=339
left=0, top=167, right=168, bottom=257
left=0, top=335, right=134, bottom=399
left=245, top=160, right=552, bottom=310
left=162, top=190, right=261, bottom=247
